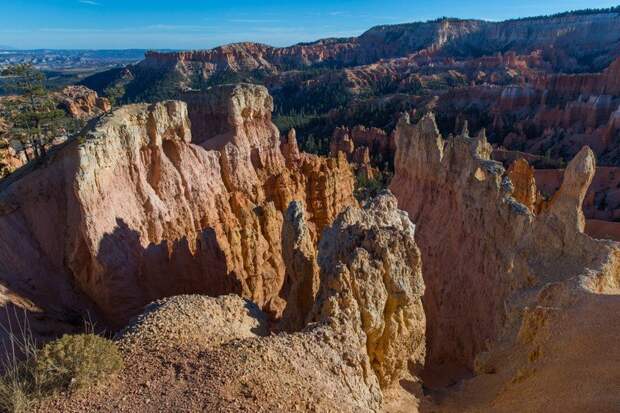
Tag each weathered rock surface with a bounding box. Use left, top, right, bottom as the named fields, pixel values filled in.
left=390, top=113, right=620, bottom=411
left=40, top=193, right=426, bottom=413
left=329, top=125, right=388, bottom=181
left=0, top=84, right=355, bottom=332
left=57, top=85, right=111, bottom=119
left=438, top=56, right=620, bottom=168
left=506, top=158, right=544, bottom=213
left=312, top=193, right=426, bottom=389
left=278, top=201, right=320, bottom=332
left=120, top=12, right=620, bottom=88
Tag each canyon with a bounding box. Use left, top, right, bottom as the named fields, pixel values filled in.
left=0, top=82, right=618, bottom=411
left=90, top=10, right=620, bottom=97
left=1, top=5, right=620, bottom=412
left=74, top=9, right=620, bottom=241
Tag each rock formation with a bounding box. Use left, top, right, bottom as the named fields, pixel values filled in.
left=311, top=193, right=426, bottom=389
left=57, top=85, right=111, bottom=119
left=40, top=193, right=426, bottom=412
left=506, top=158, right=544, bottom=213
left=437, top=56, right=620, bottom=166
left=390, top=113, right=620, bottom=410
left=0, top=84, right=355, bottom=333
left=278, top=201, right=320, bottom=332
left=150, top=10, right=615, bottom=76
left=83, top=10, right=620, bottom=109
left=331, top=126, right=394, bottom=160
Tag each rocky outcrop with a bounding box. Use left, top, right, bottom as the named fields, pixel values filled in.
left=41, top=193, right=426, bottom=412
left=390, top=112, right=620, bottom=398
left=534, top=166, right=620, bottom=239
left=329, top=127, right=355, bottom=158
left=329, top=125, right=392, bottom=182
left=312, top=193, right=426, bottom=389
left=0, top=84, right=355, bottom=331
left=506, top=158, right=544, bottom=213
left=57, top=85, right=111, bottom=119
left=331, top=125, right=393, bottom=159
left=278, top=201, right=320, bottom=332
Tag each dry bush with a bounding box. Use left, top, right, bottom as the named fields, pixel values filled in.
left=35, top=334, right=123, bottom=393
left=0, top=310, right=122, bottom=412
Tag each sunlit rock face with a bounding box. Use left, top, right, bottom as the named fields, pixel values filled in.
left=390, top=113, right=620, bottom=390
left=58, top=85, right=111, bottom=119
left=0, top=84, right=355, bottom=329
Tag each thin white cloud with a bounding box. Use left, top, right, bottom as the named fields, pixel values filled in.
left=39, top=27, right=106, bottom=32
left=142, top=24, right=215, bottom=32
left=227, top=19, right=282, bottom=24
left=78, top=0, right=101, bottom=5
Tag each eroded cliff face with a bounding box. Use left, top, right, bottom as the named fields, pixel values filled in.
left=437, top=56, right=620, bottom=167
left=85, top=10, right=620, bottom=109
left=139, top=12, right=620, bottom=83
left=39, top=193, right=426, bottom=413
left=0, top=84, right=355, bottom=329
left=390, top=113, right=620, bottom=402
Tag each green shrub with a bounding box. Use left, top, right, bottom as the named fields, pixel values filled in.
left=0, top=333, right=122, bottom=412
left=355, top=170, right=392, bottom=202
left=35, top=334, right=123, bottom=393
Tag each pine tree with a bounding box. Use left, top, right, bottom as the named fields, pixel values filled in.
left=1, top=64, right=66, bottom=161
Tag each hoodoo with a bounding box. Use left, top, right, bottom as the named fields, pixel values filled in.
left=38, top=193, right=427, bottom=412
left=391, top=113, right=620, bottom=411
left=3, top=4, right=620, bottom=412
left=0, top=84, right=356, bottom=334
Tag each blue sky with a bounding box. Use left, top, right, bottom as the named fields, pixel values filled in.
left=1, top=0, right=618, bottom=49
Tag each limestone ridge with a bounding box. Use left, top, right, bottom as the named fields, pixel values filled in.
left=0, top=84, right=356, bottom=332
left=390, top=112, right=620, bottom=388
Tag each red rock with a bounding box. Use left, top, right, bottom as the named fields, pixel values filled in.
left=0, top=84, right=356, bottom=330
left=57, top=85, right=111, bottom=119
left=390, top=112, right=619, bottom=387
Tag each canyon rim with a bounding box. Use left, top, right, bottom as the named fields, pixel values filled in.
left=1, top=4, right=620, bottom=413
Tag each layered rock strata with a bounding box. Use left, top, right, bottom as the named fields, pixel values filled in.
left=0, top=84, right=355, bottom=330
left=57, top=85, right=111, bottom=119
left=137, top=12, right=620, bottom=84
